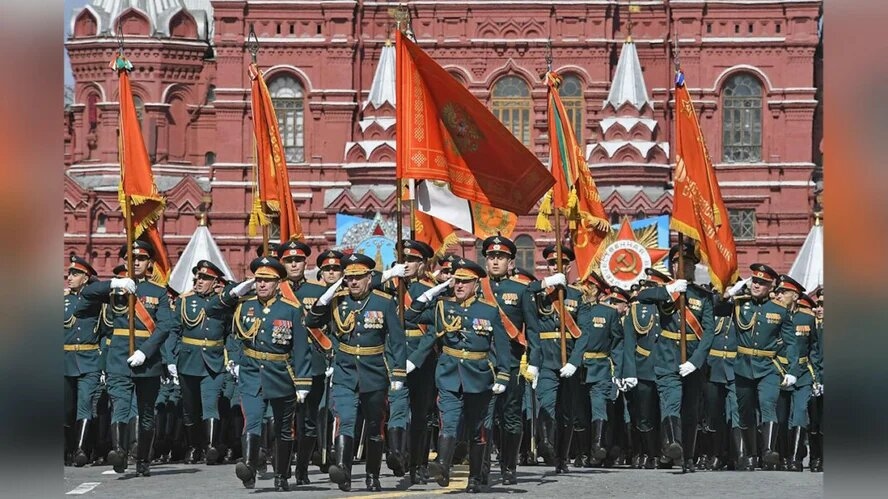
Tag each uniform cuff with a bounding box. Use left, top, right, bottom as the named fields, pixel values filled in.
left=294, top=377, right=313, bottom=388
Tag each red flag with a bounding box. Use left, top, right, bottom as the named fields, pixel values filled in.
left=111, top=55, right=171, bottom=285
left=395, top=31, right=554, bottom=214
left=413, top=210, right=459, bottom=258
left=671, top=71, right=739, bottom=292
left=537, top=71, right=610, bottom=279
left=249, top=63, right=304, bottom=243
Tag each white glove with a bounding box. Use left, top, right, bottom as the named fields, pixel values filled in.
left=232, top=365, right=239, bottom=378
left=167, top=364, right=178, bottom=378
left=325, top=366, right=334, bottom=378
left=726, top=278, right=750, bottom=297
left=296, top=390, right=309, bottom=403
left=172, top=374, right=180, bottom=386
left=781, top=374, right=797, bottom=387
left=100, top=372, right=106, bottom=384
left=679, top=361, right=697, bottom=377
left=666, top=279, right=688, bottom=294
left=559, top=363, right=577, bottom=378
left=532, top=374, right=539, bottom=390
left=382, top=264, right=407, bottom=282
left=540, top=273, right=566, bottom=289
left=111, top=277, right=137, bottom=294
left=229, top=278, right=255, bottom=298
left=492, top=383, right=506, bottom=394
left=813, top=383, right=824, bottom=396
left=418, top=278, right=453, bottom=303
left=317, top=278, right=343, bottom=307
left=623, top=377, right=638, bottom=390
left=390, top=381, right=404, bottom=391
left=406, top=360, right=416, bottom=374
left=525, top=365, right=539, bottom=383
left=127, top=350, right=146, bottom=367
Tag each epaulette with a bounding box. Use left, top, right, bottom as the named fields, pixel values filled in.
left=769, top=298, right=787, bottom=309
left=597, top=301, right=619, bottom=311
left=796, top=308, right=815, bottom=317
left=509, top=276, right=530, bottom=286
left=334, top=288, right=350, bottom=297
left=420, top=278, right=437, bottom=287
left=143, top=280, right=165, bottom=291
left=179, top=290, right=195, bottom=298
left=281, top=297, right=301, bottom=308
left=733, top=294, right=753, bottom=302
left=477, top=298, right=498, bottom=309
left=372, top=289, right=394, bottom=300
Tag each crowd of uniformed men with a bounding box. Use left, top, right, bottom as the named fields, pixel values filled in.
left=64, top=235, right=824, bottom=492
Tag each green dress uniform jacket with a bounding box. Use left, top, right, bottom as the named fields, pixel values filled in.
left=209, top=291, right=312, bottom=398
left=810, top=317, right=824, bottom=384
left=707, top=303, right=738, bottom=384
left=77, top=279, right=175, bottom=378
left=568, top=302, right=624, bottom=382
left=481, top=276, right=539, bottom=370
left=635, top=284, right=715, bottom=374
left=282, top=279, right=328, bottom=376
left=621, top=300, right=662, bottom=382
left=172, top=290, right=231, bottom=376
left=528, top=283, right=581, bottom=370
left=731, top=296, right=797, bottom=380
left=305, top=289, right=407, bottom=393
left=65, top=289, right=103, bottom=376
left=406, top=295, right=512, bottom=394
left=788, top=308, right=817, bottom=387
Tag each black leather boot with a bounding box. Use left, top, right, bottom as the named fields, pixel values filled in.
left=408, top=424, right=428, bottom=485
left=787, top=427, right=806, bottom=472
left=682, top=422, right=698, bottom=473
left=643, top=429, right=658, bottom=469
left=555, top=424, right=573, bottom=473
left=737, top=427, right=757, bottom=471
left=662, top=417, right=683, bottom=464
left=135, top=428, right=155, bottom=477
left=258, top=419, right=273, bottom=474
left=235, top=433, right=260, bottom=489
left=709, top=429, right=726, bottom=471
left=590, top=420, right=608, bottom=464
left=480, top=433, right=492, bottom=486
left=573, top=427, right=590, bottom=467
left=73, top=419, right=91, bottom=467
left=205, top=419, right=221, bottom=465
left=809, top=431, right=823, bottom=472
left=294, top=434, right=316, bottom=485
left=385, top=427, right=406, bottom=477
left=365, top=437, right=384, bottom=491
left=760, top=422, right=780, bottom=468
left=107, top=422, right=128, bottom=473
left=501, top=431, right=521, bottom=485
left=328, top=435, right=354, bottom=492
left=429, top=435, right=456, bottom=487
left=465, top=440, right=485, bottom=493
left=537, top=418, right=555, bottom=464
left=184, top=424, right=203, bottom=464
left=695, top=430, right=710, bottom=470
left=274, top=439, right=294, bottom=491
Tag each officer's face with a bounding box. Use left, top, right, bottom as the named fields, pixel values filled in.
left=485, top=253, right=511, bottom=278
left=67, top=270, right=89, bottom=291
left=321, top=266, right=342, bottom=284
left=132, top=255, right=151, bottom=278
left=282, top=256, right=307, bottom=281
left=255, top=277, right=280, bottom=301
left=814, top=301, right=823, bottom=319
left=749, top=279, right=772, bottom=299
left=546, top=259, right=572, bottom=275
left=614, top=300, right=629, bottom=315
left=437, top=267, right=453, bottom=283
left=404, top=256, right=424, bottom=279
left=193, top=274, right=214, bottom=294
left=212, top=280, right=226, bottom=294
left=778, top=289, right=799, bottom=307
left=670, top=257, right=696, bottom=281
left=344, top=272, right=372, bottom=298
left=453, top=278, right=477, bottom=302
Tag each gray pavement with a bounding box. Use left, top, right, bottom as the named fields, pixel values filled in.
left=64, top=461, right=823, bottom=498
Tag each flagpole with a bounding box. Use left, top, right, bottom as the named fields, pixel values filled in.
left=669, top=23, right=688, bottom=364
left=397, top=179, right=405, bottom=332
left=554, top=211, right=567, bottom=366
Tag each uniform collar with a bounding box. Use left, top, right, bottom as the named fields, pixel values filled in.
left=258, top=296, right=277, bottom=307
left=458, top=295, right=476, bottom=308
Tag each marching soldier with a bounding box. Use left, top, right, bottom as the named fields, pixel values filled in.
left=525, top=245, right=580, bottom=473
left=560, top=272, right=625, bottom=469
left=604, top=287, right=632, bottom=467
left=305, top=253, right=407, bottom=492
left=633, top=242, right=715, bottom=473
left=276, top=240, right=333, bottom=485
left=731, top=264, right=799, bottom=471
left=64, top=256, right=102, bottom=467
left=405, top=259, right=511, bottom=493
left=808, top=287, right=824, bottom=472
left=168, top=260, right=232, bottom=465
left=75, top=240, right=176, bottom=476
left=317, top=249, right=344, bottom=285
left=378, top=240, right=436, bottom=482
left=785, top=285, right=817, bottom=472
left=477, top=236, right=540, bottom=484
left=622, top=276, right=664, bottom=470
left=209, top=257, right=313, bottom=491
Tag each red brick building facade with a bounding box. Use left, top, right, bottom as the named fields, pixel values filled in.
left=64, top=0, right=823, bottom=280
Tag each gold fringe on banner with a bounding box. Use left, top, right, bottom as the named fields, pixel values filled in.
left=535, top=190, right=554, bottom=231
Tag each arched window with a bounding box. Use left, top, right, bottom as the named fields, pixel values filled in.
left=722, top=74, right=763, bottom=163
left=268, top=74, right=305, bottom=163
left=514, top=235, right=536, bottom=272
left=133, top=95, right=145, bottom=128
left=491, top=76, right=532, bottom=147
left=204, top=151, right=216, bottom=165
left=87, top=93, right=99, bottom=131
left=636, top=209, right=646, bottom=221
left=558, top=74, right=584, bottom=143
